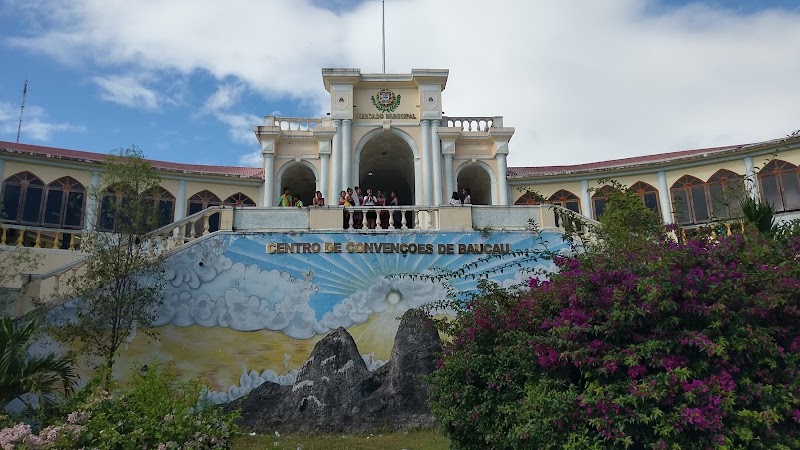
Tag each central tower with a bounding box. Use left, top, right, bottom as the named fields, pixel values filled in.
left=323, top=68, right=448, bottom=206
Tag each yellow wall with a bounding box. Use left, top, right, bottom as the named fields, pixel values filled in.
left=2, top=160, right=94, bottom=187
left=353, top=87, right=420, bottom=123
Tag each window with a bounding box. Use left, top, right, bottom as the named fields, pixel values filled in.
left=592, top=185, right=615, bottom=220
left=547, top=190, right=581, bottom=213
left=671, top=175, right=711, bottom=225
left=1, top=172, right=45, bottom=224
left=187, top=190, right=222, bottom=215
left=706, top=170, right=745, bottom=219
left=513, top=190, right=546, bottom=205
left=43, top=177, right=86, bottom=229
left=99, top=184, right=175, bottom=232
left=147, top=187, right=176, bottom=229
left=187, top=190, right=222, bottom=234
left=758, top=160, right=800, bottom=212
left=223, top=192, right=256, bottom=207
left=629, top=181, right=660, bottom=215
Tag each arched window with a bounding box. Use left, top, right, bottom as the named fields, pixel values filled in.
left=188, top=190, right=222, bottom=234
left=1, top=171, right=45, bottom=224
left=707, top=169, right=745, bottom=219
left=592, top=185, right=615, bottom=220
left=547, top=189, right=581, bottom=213
left=146, top=187, right=176, bottom=229
left=43, top=177, right=86, bottom=229
left=99, top=184, right=175, bottom=232
left=513, top=190, right=545, bottom=205
left=223, top=192, right=256, bottom=207
left=671, top=175, right=710, bottom=225
left=758, top=160, right=800, bottom=212
left=187, top=190, right=222, bottom=216
left=630, top=181, right=660, bottom=215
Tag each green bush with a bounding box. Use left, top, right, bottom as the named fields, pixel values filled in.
left=430, top=195, right=800, bottom=449
left=0, top=362, right=239, bottom=449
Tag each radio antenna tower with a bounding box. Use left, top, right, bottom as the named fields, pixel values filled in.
left=382, top=1, right=386, bottom=73
left=16, top=79, right=28, bottom=144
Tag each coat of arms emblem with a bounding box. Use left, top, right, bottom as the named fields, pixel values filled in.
left=371, top=88, right=401, bottom=113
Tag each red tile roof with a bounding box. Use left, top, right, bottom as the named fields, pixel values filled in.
left=3, top=134, right=797, bottom=180
left=0, top=141, right=263, bottom=179
left=507, top=144, right=752, bottom=177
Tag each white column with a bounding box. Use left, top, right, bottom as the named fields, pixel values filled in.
left=421, top=120, right=432, bottom=205
left=430, top=120, right=443, bottom=205
left=443, top=154, right=454, bottom=197
left=263, top=154, right=275, bottom=207
left=84, top=170, right=101, bottom=231
left=320, top=153, right=330, bottom=203
left=331, top=120, right=342, bottom=193
left=496, top=153, right=509, bottom=205
left=657, top=170, right=673, bottom=224
left=414, top=157, right=422, bottom=205
left=743, top=156, right=760, bottom=201
left=580, top=179, right=591, bottom=217
left=342, top=119, right=352, bottom=187
left=175, top=179, right=187, bottom=220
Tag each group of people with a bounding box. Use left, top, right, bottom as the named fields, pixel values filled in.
left=279, top=187, right=327, bottom=207
left=448, top=188, right=472, bottom=205
left=279, top=185, right=472, bottom=229
left=337, top=186, right=400, bottom=229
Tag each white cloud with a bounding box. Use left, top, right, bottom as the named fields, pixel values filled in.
left=239, top=149, right=262, bottom=167
left=201, top=84, right=246, bottom=114
left=214, top=112, right=263, bottom=145
left=197, top=84, right=261, bottom=160
left=157, top=262, right=320, bottom=339
left=0, top=102, right=85, bottom=141
left=5, top=0, right=800, bottom=165
left=91, top=75, right=160, bottom=110
left=314, top=275, right=449, bottom=332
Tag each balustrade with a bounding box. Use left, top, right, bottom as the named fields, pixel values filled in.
left=338, top=206, right=437, bottom=231
left=0, top=223, right=82, bottom=250
left=264, top=116, right=326, bottom=131
left=678, top=221, right=745, bottom=243
left=442, top=116, right=501, bottom=132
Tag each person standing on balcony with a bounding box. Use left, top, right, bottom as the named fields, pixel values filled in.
left=449, top=191, right=462, bottom=206
left=312, top=191, right=325, bottom=207
left=339, top=190, right=350, bottom=229
left=462, top=188, right=472, bottom=205
left=389, top=190, right=401, bottom=228
left=352, top=186, right=363, bottom=229
left=377, top=191, right=389, bottom=229
left=279, top=187, right=293, bottom=207
left=363, top=188, right=377, bottom=229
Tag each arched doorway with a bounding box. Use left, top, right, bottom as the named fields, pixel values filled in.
left=457, top=162, right=493, bottom=205
left=357, top=133, right=415, bottom=206
left=278, top=162, right=317, bottom=206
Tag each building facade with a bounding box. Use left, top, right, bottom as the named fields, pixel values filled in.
left=1, top=68, right=800, bottom=401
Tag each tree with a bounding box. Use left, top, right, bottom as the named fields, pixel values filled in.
left=429, top=186, right=800, bottom=449
left=0, top=221, right=74, bottom=411
left=0, top=316, right=77, bottom=409
left=51, top=147, right=166, bottom=382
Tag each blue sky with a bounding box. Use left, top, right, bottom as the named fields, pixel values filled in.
left=1, top=0, right=798, bottom=167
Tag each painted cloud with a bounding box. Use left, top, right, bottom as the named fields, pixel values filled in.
left=156, top=262, right=319, bottom=338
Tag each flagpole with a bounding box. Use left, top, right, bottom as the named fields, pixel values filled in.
left=382, top=1, right=386, bottom=73
left=16, top=79, right=27, bottom=144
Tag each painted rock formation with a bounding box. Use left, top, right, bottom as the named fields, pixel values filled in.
left=227, top=309, right=442, bottom=432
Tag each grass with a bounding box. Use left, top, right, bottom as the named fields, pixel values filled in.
left=231, top=429, right=449, bottom=450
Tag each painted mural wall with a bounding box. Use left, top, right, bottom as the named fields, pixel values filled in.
left=48, top=230, right=568, bottom=404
